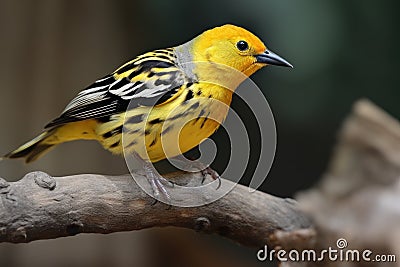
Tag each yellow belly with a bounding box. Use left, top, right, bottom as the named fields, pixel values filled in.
left=112, top=84, right=233, bottom=162
left=145, top=106, right=225, bottom=162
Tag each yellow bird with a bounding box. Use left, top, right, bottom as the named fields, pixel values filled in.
left=3, top=24, right=292, bottom=197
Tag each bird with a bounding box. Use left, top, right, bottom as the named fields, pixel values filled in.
left=2, top=24, right=292, bottom=199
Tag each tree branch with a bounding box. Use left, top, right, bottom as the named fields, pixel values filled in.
left=0, top=171, right=312, bottom=246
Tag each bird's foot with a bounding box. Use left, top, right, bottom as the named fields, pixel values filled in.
left=171, top=157, right=221, bottom=189
left=142, top=162, right=174, bottom=204
left=200, top=166, right=221, bottom=189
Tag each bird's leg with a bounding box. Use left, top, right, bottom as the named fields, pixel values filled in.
left=133, top=153, right=173, bottom=202
left=143, top=163, right=170, bottom=200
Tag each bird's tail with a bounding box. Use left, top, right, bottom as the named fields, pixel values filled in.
left=2, top=120, right=99, bottom=163
left=3, top=130, right=56, bottom=163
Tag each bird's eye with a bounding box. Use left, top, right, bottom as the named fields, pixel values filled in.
left=236, top=40, right=249, bottom=51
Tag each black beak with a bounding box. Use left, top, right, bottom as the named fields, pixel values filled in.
left=255, top=50, right=293, bottom=68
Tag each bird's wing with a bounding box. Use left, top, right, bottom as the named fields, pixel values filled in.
left=45, top=49, right=190, bottom=128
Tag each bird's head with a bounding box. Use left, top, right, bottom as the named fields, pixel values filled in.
left=184, top=24, right=292, bottom=78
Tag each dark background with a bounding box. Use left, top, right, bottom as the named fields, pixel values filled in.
left=0, top=0, right=399, bottom=266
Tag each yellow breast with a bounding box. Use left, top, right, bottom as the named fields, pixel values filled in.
left=116, top=83, right=233, bottom=162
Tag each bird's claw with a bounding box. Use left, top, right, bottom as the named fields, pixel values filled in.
left=201, top=166, right=221, bottom=189
left=171, top=157, right=221, bottom=189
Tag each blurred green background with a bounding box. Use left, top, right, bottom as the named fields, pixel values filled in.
left=0, top=0, right=399, bottom=266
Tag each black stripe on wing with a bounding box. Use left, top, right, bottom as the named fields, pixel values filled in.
left=45, top=83, right=183, bottom=129
left=45, top=93, right=130, bottom=128
left=45, top=79, right=185, bottom=129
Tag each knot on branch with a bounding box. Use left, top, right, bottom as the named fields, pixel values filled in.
left=66, top=222, right=84, bottom=236
left=194, top=217, right=211, bottom=232
left=0, top=177, right=10, bottom=194
left=11, top=227, right=27, bottom=242
left=25, top=171, right=56, bottom=190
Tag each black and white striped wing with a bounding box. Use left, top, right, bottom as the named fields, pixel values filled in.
left=45, top=56, right=187, bottom=128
